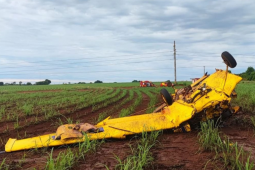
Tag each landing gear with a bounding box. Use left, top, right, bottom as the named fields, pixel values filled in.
left=222, top=51, right=237, bottom=68
left=160, top=88, right=173, bottom=106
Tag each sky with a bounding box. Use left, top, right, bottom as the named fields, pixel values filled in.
left=0, top=0, right=254, bottom=84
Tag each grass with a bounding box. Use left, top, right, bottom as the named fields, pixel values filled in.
left=250, top=116, right=255, bottom=130
left=96, top=89, right=140, bottom=122
left=140, top=89, right=159, bottom=113
left=78, top=134, right=103, bottom=159
left=45, top=148, right=76, bottom=170
left=198, top=120, right=223, bottom=152
left=22, top=104, right=33, bottom=116
left=198, top=121, right=254, bottom=169
left=0, top=88, right=116, bottom=132
left=114, top=130, right=161, bottom=170
left=45, top=134, right=104, bottom=170
left=119, top=90, right=142, bottom=117
left=232, top=82, right=255, bottom=114
left=97, top=111, right=108, bottom=122
left=13, top=116, right=20, bottom=129
left=0, top=158, right=7, bottom=170
left=0, top=106, right=5, bottom=119
left=221, top=141, right=254, bottom=170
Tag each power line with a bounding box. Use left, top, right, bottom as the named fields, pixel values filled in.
left=176, top=53, right=255, bottom=58
left=0, top=66, right=228, bottom=76
left=1, top=51, right=253, bottom=70
left=0, top=55, right=253, bottom=74
left=0, top=54, right=172, bottom=69
left=0, top=47, right=253, bottom=78
left=2, top=57, right=253, bottom=71
left=1, top=50, right=253, bottom=67
left=176, top=50, right=255, bottom=56
left=176, top=51, right=218, bottom=55
left=0, top=50, right=173, bottom=65
left=0, top=58, right=174, bottom=73
left=176, top=59, right=255, bottom=62
left=0, top=57, right=253, bottom=74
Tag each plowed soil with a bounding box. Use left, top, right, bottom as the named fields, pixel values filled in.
left=0, top=90, right=254, bottom=170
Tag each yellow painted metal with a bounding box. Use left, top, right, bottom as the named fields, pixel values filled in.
left=5, top=102, right=195, bottom=152
left=202, top=70, right=242, bottom=96
left=5, top=69, right=242, bottom=152
left=190, top=74, right=209, bottom=87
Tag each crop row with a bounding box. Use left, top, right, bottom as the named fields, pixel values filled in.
left=232, top=83, right=255, bottom=114
left=0, top=89, right=107, bottom=122
left=0, top=88, right=122, bottom=133
left=199, top=121, right=254, bottom=169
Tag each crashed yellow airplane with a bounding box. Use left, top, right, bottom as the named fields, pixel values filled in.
left=5, top=51, right=242, bottom=152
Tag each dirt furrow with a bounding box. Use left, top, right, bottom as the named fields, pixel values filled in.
left=73, top=90, right=129, bottom=124
left=110, top=91, right=138, bottom=118
left=148, top=131, right=220, bottom=170
left=75, top=91, right=151, bottom=169
left=0, top=89, right=114, bottom=139
left=0, top=89, right=118, bottom=149
left=131, top=92, right=150, bottom=116
left=0, top=89, right=129, bottom=169
left=222, top=126, right=255, bottom=160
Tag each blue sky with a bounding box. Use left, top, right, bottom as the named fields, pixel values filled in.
left=0, top=0, right=254, bottom=84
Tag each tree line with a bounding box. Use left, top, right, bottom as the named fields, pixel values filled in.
left=0, top=79, right=105, bottom=86
left=1, top=67, right=253, bottom=87
left=0, top=79, right=51, bottom=86
left=238, top=67, right=255, bottom=81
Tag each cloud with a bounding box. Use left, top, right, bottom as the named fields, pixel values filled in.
left=0, top=0, right=254, bottom=83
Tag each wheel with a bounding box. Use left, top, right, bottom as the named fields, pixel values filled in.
left=160, top=88, right=173, bottom=106
left=221, top=51, right=237, bottom=68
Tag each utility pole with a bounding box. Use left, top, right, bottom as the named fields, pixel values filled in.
left=203, top=66, right=205, bottom=75
left=174, top=41, right=176, bottom=84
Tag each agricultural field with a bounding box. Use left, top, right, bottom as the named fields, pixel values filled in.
left=0, top=82, right=255, bottom=170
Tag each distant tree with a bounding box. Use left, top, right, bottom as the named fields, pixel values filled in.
left=19, top=81, right=22, bottom=85
left=239, top=67, right=255, bottom=81
left=78, top=82, right=86, bottom=84
left=45, top=79, right=51, bottom=85
left=68, top=82, right=71, bottom=84
left=35, top=79, right=51, bottom=85
left=246, top=67, right=255, bottom=75
left=35, top=81, right=42, bottom=85
left=94, top=80, right=103, bottom=83
left=132, top=80, right=138, bottom=83
left=12, top=82, right=16, bottom=85
left=27, top=82, right=32, bottom=85
left=248, top=72, right=255, bottom=81
left=0, top=82, right=3, bottom=86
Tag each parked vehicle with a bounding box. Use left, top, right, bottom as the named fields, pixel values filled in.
left=140, top=80, right=155, bottom=87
